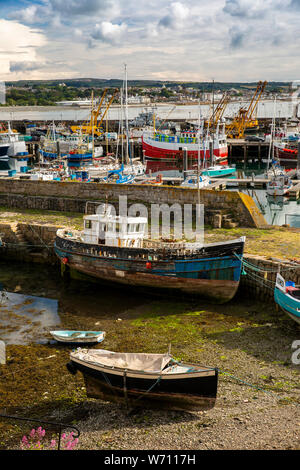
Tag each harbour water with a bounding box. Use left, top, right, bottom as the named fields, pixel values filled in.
left=146, top=160, right=300, bottom=228
left=0, top=99, right=299, bottom=122
left=0, top=260, right=150, bottom=346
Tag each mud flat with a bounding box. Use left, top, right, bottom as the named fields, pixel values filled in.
left=0, top=270, right=299, bottom=450
left=0, top=210, right=299, bottom=450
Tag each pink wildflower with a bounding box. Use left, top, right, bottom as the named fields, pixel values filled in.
left=29, top=428, right=35, bottom=438
left=50, top=440, right=57, bottom=449
left=35, top=441, right=42, bottom=449
left=37, top=427, right=46, bottom=438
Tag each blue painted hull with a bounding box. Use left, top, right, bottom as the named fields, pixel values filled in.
left=274, top=288, right=300, bottom=324
left=55, top=235, right=245, bottom=303
left=201, top=168, right=236, bottom=178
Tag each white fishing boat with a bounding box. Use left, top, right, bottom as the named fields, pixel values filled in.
left=266, top=174, right=293, bottom=196
left=54, top=203, right=246, bottom=303
left=0, top=122, right=29, bottom=171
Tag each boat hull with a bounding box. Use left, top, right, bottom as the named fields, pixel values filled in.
left=54, top=235, right=245, bottom=303
left=201, top=168, right=236, bottom=178
left=274, top=288, right=300, bottom=324
left=50, top=330, right=105, bottom=344
left=0, top=144, right=10, bottom=157
left=67, top=359, right=218, bottom=411
left=275, top=145, right=298, bottom=169
left=142, top=135, right=228, bottom=164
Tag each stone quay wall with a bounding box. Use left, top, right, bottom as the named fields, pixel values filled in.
left=0, top=179, right=267, bottom=228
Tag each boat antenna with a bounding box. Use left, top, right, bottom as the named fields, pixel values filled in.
left=168, top=343, right=172, bottom=355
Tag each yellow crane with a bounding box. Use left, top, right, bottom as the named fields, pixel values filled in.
left=206, top=91, right=230, bottom=128
left=226, top=80, right=267, bottom=139
left=70, top=88, right=118, bottom=136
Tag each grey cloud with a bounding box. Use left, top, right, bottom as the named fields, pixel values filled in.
left=290, top=0, right=300, bottom=8
left=9, top=61, right=42, bottom=72
left=229, top=26, right=248, bottom=48
left=158, top=15, right=173, bottom=28
left=49, top=0, right=111, bottom=16
left=223, top=0, right=266, bottom=19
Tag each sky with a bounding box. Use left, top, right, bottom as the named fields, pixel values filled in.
left=0, top=0, right=300, bottom=82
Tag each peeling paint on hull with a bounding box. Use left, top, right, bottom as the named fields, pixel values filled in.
left=54, top=235, right=245, bottom=303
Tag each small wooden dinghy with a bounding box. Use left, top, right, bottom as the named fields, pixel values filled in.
left=274, top=273, right=300, bottom=324
left=50, top=330, right=106, bottom=344
left=66, top=349, right=218, bottom=411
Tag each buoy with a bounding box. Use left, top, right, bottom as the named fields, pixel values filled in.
left=146, top=262, right=152, bottom=270
left=62, top=257, right=68, bottom=265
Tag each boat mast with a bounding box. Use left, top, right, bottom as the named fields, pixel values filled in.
left=91, top=91, right=95, bottom=160
left=197, top=103, right=201, bottom=206
left=267, top=96, right=276, bottom=172
left=211, top=79, right=215, bottom=166
left=120, top=86, right=124, bottom=164
left=124, top=63, right=131, bottom=165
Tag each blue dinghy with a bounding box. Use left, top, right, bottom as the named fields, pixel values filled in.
left=50, top=330, right=106, bottom=344
left=274, top=273, right=300, bottom=324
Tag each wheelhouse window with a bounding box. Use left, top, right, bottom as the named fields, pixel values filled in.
left=85, top=220, right=92, bottom=229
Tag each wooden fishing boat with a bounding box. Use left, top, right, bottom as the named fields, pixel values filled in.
left=274, top=273, right=300, bottom=324
left=54, top=205, right=246, bottom=304
left=66, top=348, right=218, bottom=411
left=50, top=330, right=106, bottom=344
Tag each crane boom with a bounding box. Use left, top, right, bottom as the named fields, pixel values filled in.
left=206, top=92, right=230, bottom=127
left=226, top=80, right=267, bottom=139
left=70, top=88, right=118, bottom=136
left=89, top=88, right=108, bottom=127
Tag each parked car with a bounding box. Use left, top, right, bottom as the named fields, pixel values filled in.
left=244, top=135, right=265, bottom=142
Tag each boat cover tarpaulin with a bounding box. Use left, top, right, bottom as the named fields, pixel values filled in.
left=73, top=349, right=172, bottom=372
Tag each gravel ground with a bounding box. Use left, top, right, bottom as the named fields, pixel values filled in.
left=68, top=371, right=300, bottom=451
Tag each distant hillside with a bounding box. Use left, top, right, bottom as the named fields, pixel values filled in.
left=5, top=78, right=290, bottom=91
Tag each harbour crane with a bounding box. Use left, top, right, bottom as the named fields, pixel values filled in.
left=206, top=91, right=230, bottom=129
left=70, top=88, right=118, bottom=136
left=226, top=80, right=267, bottom=139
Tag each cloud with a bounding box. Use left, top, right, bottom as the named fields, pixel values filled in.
left=3, top=0, right=300, bottom=81
left=0, top=19, right=46, bottom=78
left=10, top=61, right=46, bottom=73
left=290, top=0, right=300, bottom=7
left=229, top=25, right=249, bottom=48
left=49, top=0, right=112, bottom=16
left=159, top=2, right=190, bottom=29
left=12, top=0, right=113, bottom=25
left=17, top=5, right=39, bottom=23
left=223, top=0, right=284, bottom=18
left=91, top=21, right=127, bottom=43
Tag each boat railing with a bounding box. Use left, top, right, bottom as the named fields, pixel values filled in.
left=143, top=239, right=204, bottom=250
left=56, top=230, right=236, bottom=260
